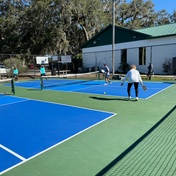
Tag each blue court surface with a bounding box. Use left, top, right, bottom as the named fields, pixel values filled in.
left=14, top=79, right=174, bottom=99
left=0, top=96, right=115, bottom=173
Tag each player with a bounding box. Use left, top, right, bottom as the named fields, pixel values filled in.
left=40, top=65, right=46, bottom=76
left=121, top=64, right=143, bottom=101
left=102, top=63, right=111, bottom=85
left=13, top=66, right=18, bottom=81
left=147, top=62, right=153, bottom=80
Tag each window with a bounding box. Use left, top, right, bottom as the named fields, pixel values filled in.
left=139, top=47, right=146, bottom=65
left=121, top=49, right=127, bottom=64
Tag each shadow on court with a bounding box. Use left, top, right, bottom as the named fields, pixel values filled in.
left=26, top=88, right=41, bottom=91
left=89, top=96, right=129, bottom=101
left=89, top=96, right=141, bottom=102
left=96, top=105, right=176, bottom=176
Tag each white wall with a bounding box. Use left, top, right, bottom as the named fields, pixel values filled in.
left=82, top=36, right=176, bottom=74
left=152, top=44, right=176, bottom=74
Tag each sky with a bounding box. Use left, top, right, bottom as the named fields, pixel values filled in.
left=125, top=0, right=176, bottom=14
left=152, top=0, right=176, bottom=14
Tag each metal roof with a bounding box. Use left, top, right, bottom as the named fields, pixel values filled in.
left=82, top=25, right=150, bottom=48
left=135, top=23, right=176, bottom=37
left=82, top=23, right=176, bottom=49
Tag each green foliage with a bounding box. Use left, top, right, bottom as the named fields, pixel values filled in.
left=3, top=57, right=28, bottom=76
left=0, top=0, right=175, bottom=56
left=0, top=0, right=109, bottom=56
left=162, top=58, right=172, bottom=74
left=118, top=62, right=130, bottom=73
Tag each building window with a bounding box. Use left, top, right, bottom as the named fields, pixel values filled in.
left=139, top=47, right=146, bottom=65
left=121, top=49, right=127, bottom=64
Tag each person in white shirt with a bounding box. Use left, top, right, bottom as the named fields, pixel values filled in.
left=121, top=64, right=143, bottom=101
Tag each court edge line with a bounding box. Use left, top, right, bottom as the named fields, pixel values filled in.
left=0, top=99, right=30, bottom=107
left=1, top=113, right=116, bottom=175
left=10, top=94, right=116, bottom=115
left=0, top=144, right=26, bottom=161
left=46, top=84, right=149, bottom=100
left=69, top=85, right=167, bottom=92
left=146, top=84, right=174, bottom=100
left=68, top=82, right=104, bottom=92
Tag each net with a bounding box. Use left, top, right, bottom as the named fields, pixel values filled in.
left=40, top=71, right=100, bottom=90
left=0, top=79, right=15, bottom=95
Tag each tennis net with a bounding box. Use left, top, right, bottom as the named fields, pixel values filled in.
left=0, top=79, right=15, bottom=95
left=40, top=71, right=100, bottom=90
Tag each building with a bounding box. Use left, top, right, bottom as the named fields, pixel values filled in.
left=81, top=23, right=176, bottom=75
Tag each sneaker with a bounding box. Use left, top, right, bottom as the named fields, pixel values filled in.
left=128, top=96, right=132, bottom=100
left=104, top=83, right=107, bottom=85
left=135, top=97, right=139, bottom=101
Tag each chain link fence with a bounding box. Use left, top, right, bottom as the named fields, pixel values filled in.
left=0, top=54, right=77, bottom=79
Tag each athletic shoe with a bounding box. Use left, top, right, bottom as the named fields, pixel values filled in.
left=128, top=96, right=132, bottom=100
left=135, top=97, right=139, bottom=101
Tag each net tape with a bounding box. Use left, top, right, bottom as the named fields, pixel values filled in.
left=40, top=71, right=100, bottom=90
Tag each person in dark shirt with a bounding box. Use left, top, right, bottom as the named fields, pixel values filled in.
left=147, top=62, right=153, bottom=80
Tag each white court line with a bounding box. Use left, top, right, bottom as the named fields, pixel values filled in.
left=146, top=84, right=174, bottom=100
left=68, top=83, right=104, bottom=92
left=0, top=95, right=117, bottom=174
left=0, top=144, right=26, bottom=161
left=0, top=99, right=30, bottom=107
left=1, top=113, right=116, bottom=175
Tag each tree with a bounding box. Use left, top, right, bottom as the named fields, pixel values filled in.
left=170, top=10, right=176, bottom=23
left=155, top=10, right=170, bottom=25
left=115, top=0, right=157, bottom=29
left=66, top=0, right=109, bottom=52
left=0, top=0, right=22, bottom=53
left=0, top=0, right=109, bottom=56
left=0, top=0, right=174, bottom=58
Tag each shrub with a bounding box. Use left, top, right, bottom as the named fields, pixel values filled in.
left=3, top=56, right=28, bottom=77
left=162, top=58, right=171, bottom=74
left=118, top=62, right=130, bottom=73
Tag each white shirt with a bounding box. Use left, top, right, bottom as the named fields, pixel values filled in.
left=122, top=69, right=143, bottom=84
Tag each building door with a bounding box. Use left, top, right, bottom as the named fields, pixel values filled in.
left=172, top=57, right=176, bottom=74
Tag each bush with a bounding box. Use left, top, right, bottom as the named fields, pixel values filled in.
left=3, top=56, right=28, bottom=77
left=162, top=58, right=171, bottom=74
left=118, top=62, right=130, bottom=73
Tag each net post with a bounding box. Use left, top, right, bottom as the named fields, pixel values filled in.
left=11, top=79, right=15, bottom=94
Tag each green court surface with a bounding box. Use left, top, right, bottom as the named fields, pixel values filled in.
left=96, top=106, right=176, bottom=175
left=1, top=81, right=176, bottom=176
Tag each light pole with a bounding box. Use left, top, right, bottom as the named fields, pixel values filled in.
left=112, top=0, right=115, bottom=75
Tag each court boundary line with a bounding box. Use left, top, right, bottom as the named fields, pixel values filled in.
left=146, top=83, right=174, bottom=100
left=1, top=96, right=116, bottom=175
left=43, top=81, right=174, bottom=100
left=15, top=95, right=115, bottom=114
left=68, top=82, right=104, bottom=92
left=0, top=99, right=30, bottom=107
left=14, top=80, right=174, bottom=100
left=0, top=144, right=26, bottom=161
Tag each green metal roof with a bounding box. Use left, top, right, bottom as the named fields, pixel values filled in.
left=82, top=25, right=150, bottom=48
left=135, top=23, right=176, bottom=37
left=82, top=23, right=176, bottom=49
